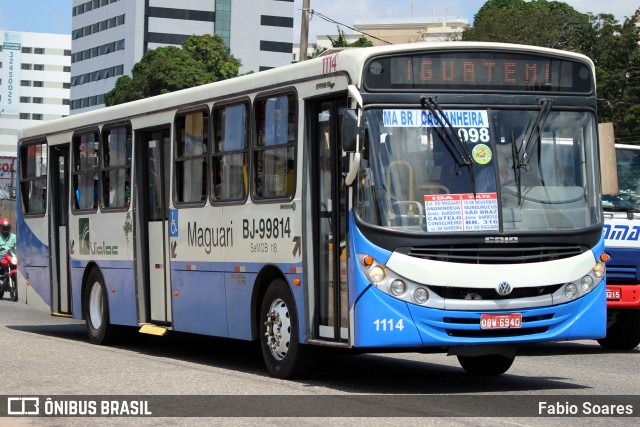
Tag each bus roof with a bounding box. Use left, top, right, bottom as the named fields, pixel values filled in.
left=18, top=41, right=595, bottom=143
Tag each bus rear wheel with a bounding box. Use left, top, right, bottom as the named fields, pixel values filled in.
left=457, top=354, right=515, bottom=376
left=259, top=279, right=310, bottom=379
left=84, top=269, right=116, bottom=345
left=597, top=310, right=640, bottom=350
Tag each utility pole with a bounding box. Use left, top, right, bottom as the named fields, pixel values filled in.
left=299, top=0, right=311, bottom=61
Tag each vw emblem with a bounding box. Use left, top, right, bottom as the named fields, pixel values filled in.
left=497, top=281, right=512, bottom=296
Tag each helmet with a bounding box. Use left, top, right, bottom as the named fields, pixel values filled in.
left=1, top=219, right=10, bottom=235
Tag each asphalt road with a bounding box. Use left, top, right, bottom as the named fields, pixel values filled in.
left=0, top=299, right=638, bottom=426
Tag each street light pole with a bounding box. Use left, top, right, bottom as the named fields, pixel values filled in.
left=299, top=0, right=311, bottom=61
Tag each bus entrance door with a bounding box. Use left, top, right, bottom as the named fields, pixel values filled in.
left=313, top=98, right=349, bottom=342
left=49, top=145, right=72, bottom=315
left=136, top=129, right=172, bottom=325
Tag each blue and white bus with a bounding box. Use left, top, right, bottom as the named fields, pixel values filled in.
left=17, top=42, right=606, bottom=377
left=601, top=143, right=640, bottom=349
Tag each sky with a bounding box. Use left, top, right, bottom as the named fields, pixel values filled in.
left=0, top=0, right=636, bottom=41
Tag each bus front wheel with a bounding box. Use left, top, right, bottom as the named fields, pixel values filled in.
left=259, top=279, right=310, bottom=379
left=84, top=269, right=116, bottom=345
left=597, top=310, right=640, bottom=350
left=457, top=354, right=515, bottom=376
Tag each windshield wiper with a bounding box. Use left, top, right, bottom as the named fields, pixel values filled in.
left=510, top=129, right=523, bottom=205
left=518, top=98, right=553, bottom=171
left=420, top=96, right=476, bottom=195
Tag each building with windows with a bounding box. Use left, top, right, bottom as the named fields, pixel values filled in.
left=71, top=0, right=295, bottom=114
left=0, top=30, right=71, bottom=196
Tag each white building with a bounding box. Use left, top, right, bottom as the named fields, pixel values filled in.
left=293, top=17, right=469, bottom=62
left=0, top=31, right=71, bottom=196
left=71, top=0, right=295, bottom=114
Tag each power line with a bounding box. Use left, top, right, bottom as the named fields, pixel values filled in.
left=310, top=10, right=393, bottom=45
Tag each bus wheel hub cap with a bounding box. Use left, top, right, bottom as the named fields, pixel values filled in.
left=264, top=298, right=291, bottom=360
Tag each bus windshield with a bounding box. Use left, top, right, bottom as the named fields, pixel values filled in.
left=355, top=108, right=601, bottom=233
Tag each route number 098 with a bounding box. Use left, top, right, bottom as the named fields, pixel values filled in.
left=458, top=127, right=490, bottom=143
left=373, top=318, right=405, bottom=332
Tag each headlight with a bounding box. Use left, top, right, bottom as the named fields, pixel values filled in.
left=390, top=280, right=406, bottom=296
left=369, top=266, right=386, bottom=284
left=413, top=287, right=429, bottom=304
left=580, top=275, right=594, bottom=291
left=593, top=262, right=605, bottom=278
left=10, top=256, right=17, bottom=265
left=564, top=283, right=578, bottom=299
left=358, top=254, right=434, bottom=307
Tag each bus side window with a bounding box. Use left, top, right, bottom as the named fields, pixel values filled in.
left=175, top=109, right=209, bottom=205
left=72, top=130, right=100, bottom=212
left=100, top=125, right=132, bottom=209
left=19, top=142, right=48, bottom=215
left=212, top=102, right=249, bottom=202
left=254, top=93, right=296, bottom=199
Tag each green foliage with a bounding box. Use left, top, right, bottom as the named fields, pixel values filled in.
left=588, top=10, right=640, bottom=141
left=105, top=34, right=241, bottom=106
left=464, top=0, right=592, bottom=51
left=465, top=1, right=640, bottom=142
left=308, top=27, right=373, bottom=59
left=328, top=27, right=373, bottom=48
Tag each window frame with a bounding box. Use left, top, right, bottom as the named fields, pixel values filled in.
left=100, top=122, right=132, bottom=212
left=71, top=128, right=100, bottom=213
left=252, top=90, right=298, bottom=202
left=173, top=106, right=210, bottom=207
left=19, top=139, right=48, bottom=217
left=210, top=99, right=251, bottom=205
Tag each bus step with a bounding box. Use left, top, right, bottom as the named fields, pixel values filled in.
left=139, top=324, right=168, bottom=336
left=52, top=312, right=73, bottom=318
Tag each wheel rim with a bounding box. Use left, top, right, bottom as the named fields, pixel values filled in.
left=264, top=297, right=291, bottom=361
left=88, top=281, right=103, bottom=330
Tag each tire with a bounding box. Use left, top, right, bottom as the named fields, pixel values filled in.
left=9, top=275, right=17, bottom=302
left=84, top=269, right=117, bottom=345
left=597, top=310, right=640, bottom=350
left=259, top=279, right=312, bottom=379
left=457, top=354, right=515, bottom=376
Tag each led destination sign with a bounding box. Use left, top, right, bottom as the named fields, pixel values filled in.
left=365, top=51, right=592, bottom=93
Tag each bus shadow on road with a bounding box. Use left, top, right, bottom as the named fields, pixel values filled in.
left=301, top=351, right=591, bottom=394
left=8, top=322, right=613, bottom=394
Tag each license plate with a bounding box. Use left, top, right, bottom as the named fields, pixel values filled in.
left=606, top=287, right=621, bottom=301
left=480, top=313, right=522, bottom=329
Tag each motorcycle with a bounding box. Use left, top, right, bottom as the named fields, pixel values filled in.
left=0, top=248, right=17, bottom=301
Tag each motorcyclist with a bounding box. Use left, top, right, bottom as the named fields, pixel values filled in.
left=0, top=218, right=18, bottom=301
left=0, top=218, right=16, bottom=257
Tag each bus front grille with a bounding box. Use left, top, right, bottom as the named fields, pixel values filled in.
left=429, top=284, right=562, bottom=300
left=401, top=244, right=587, bottom=264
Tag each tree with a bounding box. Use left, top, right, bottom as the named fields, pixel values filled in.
left=464, top=1, right=640, bottom=142
left=105, top=34, right=241, bottom=106
left=587, top=10, right=640, bottom=142
left=308, top=27, right=373, bottom=59
left=463, top=0, right=592, bottom=51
